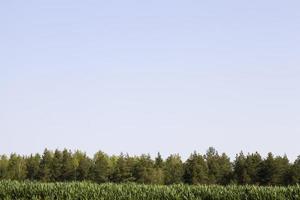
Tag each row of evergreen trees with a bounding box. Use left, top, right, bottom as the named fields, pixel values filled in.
left=0, top=147, right=300, bottom=185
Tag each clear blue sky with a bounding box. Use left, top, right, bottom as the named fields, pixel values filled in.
left=1, top=1, right=300, bottom=160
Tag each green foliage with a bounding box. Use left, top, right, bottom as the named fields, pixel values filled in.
left=233, top=152, right=249, bottom=184
left=0, top=148, right=300, bottom=186
left=26, top=154, right=40, bottom=180
left=154, top=152, right=164, bottom=168
left=133, top=154, right=155, bottom=184
left=61, top=149, right=77, bottom=181
left=1, top=181, right=300, bottom=200
left=38, top=149, right=52, bottom=182
left=110, top=154, right=135, bottom=183
left=184, top=152, right=208, bottom=184
left=164, top=154, right=184, bottom=184
left=258, top=153, right=290, bottom=186
left=7, top=154, right=27, bottom=180
left=233, top=152, right=263, bottom=185
left=91, top=151, right=111, bottom=183
left=74, top=151, right=92, bottom=181
left=0, top=155, right=8, bottom=179
left=50, top=150, right=62, bottom=181
left=287, top=157, right=300, bottom=184
left=244, top=152, right=262, bottom=184
left=205, top=148, right=232, bottom=185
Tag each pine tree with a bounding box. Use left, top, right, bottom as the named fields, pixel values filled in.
left=91, top=151, right=111, bottom=183
left=286, top=156, right=300, bottom=184
left=61, top=149, right=77, bottom=181
left=244, top=152, right=262, bottom=185
left=233, top=152, right=250, bottom=184
left=74, top=151, right=92, bottom=181
left=272, top=155, right=290, bottom=185
left=154, top=152, right=164, bottom=168
left=7, top=154, right=27, bottom=180
left=257, top=153, right=276, bottom=185
left=50, top=149, right=63, bottom=181
left=26, top=154, right=41, bottom=180
left=217, top=153, right=233, bottom=185
left=38, top=149, right=53, bottom=182
left=0, top=155, right=8, bottom=179
left=133, top=154, right=155, bottom=184
left=111, top=153, right=135, bottom=183
left=204, top=147, right=232, bottom=184
left=164, top=154, right=184, bottom=184
left=184, top=152, right=208, bottom=184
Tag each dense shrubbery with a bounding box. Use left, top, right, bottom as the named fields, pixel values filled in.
left=1, top=181, right=300, bottom=200
left=0, top=147, right=300, bottom=185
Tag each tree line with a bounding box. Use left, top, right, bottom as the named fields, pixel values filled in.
left=0, top=147, right=300, bottom=185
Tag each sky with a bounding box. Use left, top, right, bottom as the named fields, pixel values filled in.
left=0, top=1, right=300, bottom=160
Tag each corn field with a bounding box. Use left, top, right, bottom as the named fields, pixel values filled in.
left=1, top=181, right=300, bottom=200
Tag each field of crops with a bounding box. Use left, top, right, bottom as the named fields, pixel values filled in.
left=1, top=181, right=300, bottom=200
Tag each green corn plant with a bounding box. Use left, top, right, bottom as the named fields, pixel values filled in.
left=1, top=181, right=300, bottom=200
